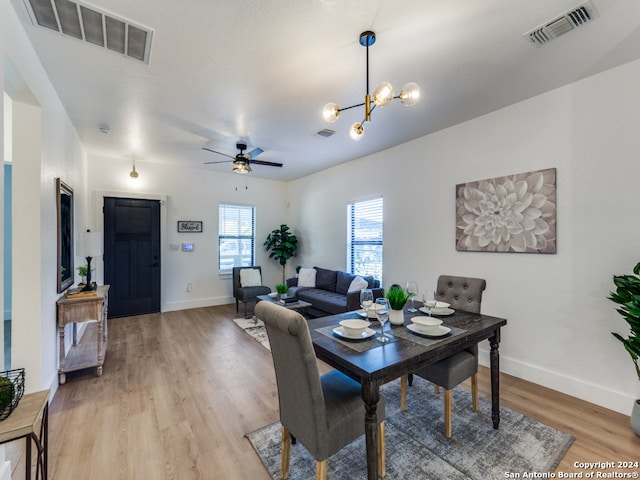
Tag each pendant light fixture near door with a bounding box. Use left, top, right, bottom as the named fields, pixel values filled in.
left=130, top=156, right=139, bottom=179
left=322, top=31, right=420, bottom=140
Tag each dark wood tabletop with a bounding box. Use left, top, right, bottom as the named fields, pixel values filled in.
left=309, top=308, right=507, bottom=480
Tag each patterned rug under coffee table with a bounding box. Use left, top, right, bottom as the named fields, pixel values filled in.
left=246, top=376, right=574, bottom=479
left=233, top=317, right=270, bottom=351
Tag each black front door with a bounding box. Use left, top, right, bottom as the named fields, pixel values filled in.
left=104, top=197, right=161, bottom=318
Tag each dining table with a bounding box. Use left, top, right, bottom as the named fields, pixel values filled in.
left=308, top=307, right=507, bottom=480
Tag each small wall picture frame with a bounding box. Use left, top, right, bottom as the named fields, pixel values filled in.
left=177, top=221, right=203, bottom=233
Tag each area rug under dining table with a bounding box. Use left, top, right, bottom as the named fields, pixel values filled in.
left=246, top=374, right=573, bottom=479
left=237, top=316, right=574, bottom=478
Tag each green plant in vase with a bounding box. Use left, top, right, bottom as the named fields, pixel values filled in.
left=275, top=283, right=288, bottom=300
left=264, top=224, right=298, bottom=284
left=385, top=284, right=412, bottom=325
left=608, top=260, right=640, bottom=436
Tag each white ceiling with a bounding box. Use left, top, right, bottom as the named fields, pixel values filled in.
left=8, top=0, right=640, bottom=181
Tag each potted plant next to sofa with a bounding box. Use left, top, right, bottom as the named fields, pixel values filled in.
left=609, top=260, right=640, bottom=437
left=264, top=224, right=298, bottom=285
left=385, top=284, right=412, bottom=325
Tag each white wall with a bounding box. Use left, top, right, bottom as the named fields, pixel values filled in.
left=1, top=2, right=88, bottom=397
left=288, top=58, right=640, bottom=416
left=87, top=155, right=290, bottom=311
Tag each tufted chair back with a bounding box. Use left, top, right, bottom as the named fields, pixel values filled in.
left=436, top=275, right=486, bottom=314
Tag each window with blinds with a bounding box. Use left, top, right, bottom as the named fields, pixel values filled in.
left=218, top=204, right=255, bottom=273
left=347, top=197, right=383, bottom=282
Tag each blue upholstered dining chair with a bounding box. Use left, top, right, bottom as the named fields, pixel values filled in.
left=255, top=301, right=386, bottom=479
left=400, top=275, right=487, bottom=438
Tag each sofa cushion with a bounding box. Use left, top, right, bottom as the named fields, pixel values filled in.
left=296, top=288, right=347, bottom=316
left=298, top=267, right=317, bottom=287
left=314, top=267, right=337, bottom=292
left=335, top=271, right=356, bottom=295
left=362, top=275, right=378, bottom=289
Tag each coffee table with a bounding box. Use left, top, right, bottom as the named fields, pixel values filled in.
left=256, top=295, right=311, bottom=313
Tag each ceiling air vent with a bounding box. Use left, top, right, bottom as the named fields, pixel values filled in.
left=524, top=1, right=598, bottom=46
left=316, top=129, right=336, bottom=138
left=22, top=0, right=153, bottom=63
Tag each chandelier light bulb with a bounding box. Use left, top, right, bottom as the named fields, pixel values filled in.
left=350, top=122, right=365, bottom=141
left=399, top=82, right=420, bottom=106
left=373, top=81, right=394, bottom=107
left=322, top=103, right=340, bottom=123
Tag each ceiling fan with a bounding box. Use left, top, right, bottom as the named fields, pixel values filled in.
left=202, top=142, right=283, bottom=174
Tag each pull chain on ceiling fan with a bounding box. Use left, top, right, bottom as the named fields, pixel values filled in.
left=203, top=142, right=283, bottom=174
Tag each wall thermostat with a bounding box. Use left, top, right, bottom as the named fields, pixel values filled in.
left=182, top=243, right=194, bottom=252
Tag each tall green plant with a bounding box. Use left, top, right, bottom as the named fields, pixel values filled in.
left=264, top=224, right=298, bottom=284
left=609, top=261, right=640, bottom=381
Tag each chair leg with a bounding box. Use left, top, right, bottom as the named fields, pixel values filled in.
left=281, top=426, right=291, bottom=480
left=236, top=299, right=239, bottom=312
left=471, top=373, right=479, bottom=412
left=400, top=375, right=408, bottom=411
left=315, top=460, right=327, bottom=480
left=378, top=421, right=386, bottom=478
left=434, top=384, right=440, bottom=394
left=444, top=389, right=453, bottom=438
left=407, top=372, right=414, bottom=386
left=244, top=302, right=248, bottom=318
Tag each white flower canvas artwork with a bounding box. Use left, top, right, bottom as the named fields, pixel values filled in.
left=456, top=168, right=556, bottom=253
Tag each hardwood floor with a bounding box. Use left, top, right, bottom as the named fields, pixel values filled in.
left=17, top=305, right=640, bottom=479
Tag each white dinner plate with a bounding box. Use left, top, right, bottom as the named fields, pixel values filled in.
left=333, top=326, right=376, bottom=340
left=419, top=306, right=455, bottom=316
left=407, top=324, right=451, bottom=338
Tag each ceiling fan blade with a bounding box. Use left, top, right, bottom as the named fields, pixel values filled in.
left=203, top=159, right=233, bottom=164
left=202, top=146, right=235, bottom=160
left=249, top=159, right=283, bottom=168
left=247, top=147, right=264, bottom=159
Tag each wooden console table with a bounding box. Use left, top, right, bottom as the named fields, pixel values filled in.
left=56, top=285, right=110, bottom=384
left=0, top=390, right=49, bottom=480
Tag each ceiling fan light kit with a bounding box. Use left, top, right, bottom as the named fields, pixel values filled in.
left=203, top=142, right=283, bottom=174
left=322, top=31, right=420, bottom=140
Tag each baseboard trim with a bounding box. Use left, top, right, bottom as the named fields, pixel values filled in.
left=479, top=349, right=634, bottom=416
left=162, top=296, right=232, bottom=312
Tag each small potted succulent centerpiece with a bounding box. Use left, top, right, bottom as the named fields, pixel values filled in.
left=385, top=284, right=412, bottom=325
left=275, top=283, right=289, bottom=301
left=608, top=260, right=640, bottom=437
left=77, top=264, right=89, bottom=287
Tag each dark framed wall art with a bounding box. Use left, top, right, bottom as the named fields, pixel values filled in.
left=177, top=221, right=203, bottom=233
left=56, top=178, right=74, bottom=292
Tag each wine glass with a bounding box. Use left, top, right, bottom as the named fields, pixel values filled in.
left=360, top=289, right=373, bottom=319
left=422, top=290, right=437, bottom=316
left=406, top=281, right=418, bottom=312
left=375, top=297, right=390, bottom=343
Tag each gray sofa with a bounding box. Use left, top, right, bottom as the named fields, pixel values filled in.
left=286, top=266, right=383, bottom=318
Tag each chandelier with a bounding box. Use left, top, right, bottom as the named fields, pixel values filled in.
left=322, top=31, right=420, bottom=141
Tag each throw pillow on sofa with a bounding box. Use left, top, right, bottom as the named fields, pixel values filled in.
left=298, top=267, right=317, bottom=287
left=348, top=275, right=369, bottom=292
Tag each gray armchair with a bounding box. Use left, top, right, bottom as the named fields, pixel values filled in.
left=255, top=301, right=386, bottom=479
left=401, top=275, right=487, bottom=438
left=232, top=266, right=271, bottom=318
